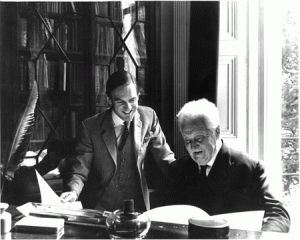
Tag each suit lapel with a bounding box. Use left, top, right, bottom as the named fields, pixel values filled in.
left=100, top=110, right=142, bottom=166
left=133, top=112, right=142, bottom=161
left=101, top=110, right=117, bottom=166
left=207, top=142, right=231, bottom=188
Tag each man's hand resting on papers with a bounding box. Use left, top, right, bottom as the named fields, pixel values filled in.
left=60, top=190, right=77, bottom=203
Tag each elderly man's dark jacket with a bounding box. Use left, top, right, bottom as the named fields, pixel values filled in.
left=168, top=141, right=290, bottom=233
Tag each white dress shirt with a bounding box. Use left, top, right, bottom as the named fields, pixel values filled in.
left=112, top=111, right=131, bottom=147
left=200, top=139, right=222, bottom=176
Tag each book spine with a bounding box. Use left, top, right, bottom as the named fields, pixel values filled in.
left=95, top=2, right=108, bottom=16
left=54, top=20, right=59, bottom=50
left=103, top=25, right=107, bottom=56
left=95, top=65, right=101, bottom=104
left=70, top=111, right=77, bottom=138
left=49, top=61, right=56, bottom=90
left=109, top=2, right=114, bottom=20
left=62, top=22, right=68, bottom=51
left=18, top=18, right=27, bottom=48
left=44, top=17, right=54, bottom=49
left=36, top=58, right=43, bottom=91
left=43, top=54, right=49, bottom=90
left=99, top=26, right=104, bottom=56
left=70, top=2, right=76, bottom=13
left=75, top=63, right=84, bottom=94
left=63, top=62, right=67, bottom=91
left=58, top=60, right=67, bottom=91
left=27, top=61, right=35, bottom=90
left=77, top=21, right=84, bottom=52
left=95, top=23, right=100, bottom=56
left=19, top=57, right=24, bottom=91
left=69, top=63, right=74, bottom=93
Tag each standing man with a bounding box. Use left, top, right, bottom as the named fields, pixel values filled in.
left=168, top=98, right=290, bottom=232
left=60, top=71, right=175, bottom=211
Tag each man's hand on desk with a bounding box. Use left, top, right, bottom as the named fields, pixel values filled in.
left=60, top=190, right=77, bottom=203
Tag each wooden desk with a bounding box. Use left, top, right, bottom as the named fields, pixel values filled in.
left=1, top=206, right=292, bottom=239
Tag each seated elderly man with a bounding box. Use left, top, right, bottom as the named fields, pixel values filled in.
left=167, top=98, right=290, bottom=233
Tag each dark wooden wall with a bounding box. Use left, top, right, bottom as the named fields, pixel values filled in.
left=189, top=1, right=220, bottom=104
left=1, top=3, right=19, bottom=167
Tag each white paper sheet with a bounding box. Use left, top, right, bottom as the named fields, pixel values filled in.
left=35, top=169, right=82, bottom=208
left=17, top=202, right=35, bottom=216
left=145, top=205, right=264, bottom=231
left=17, top=171, right=82, bottom=216
left=213, top=210, right=265, bottom=231
left=35, top=169, right=62, bottom=205
left=145, top=205, right=209, bottom=225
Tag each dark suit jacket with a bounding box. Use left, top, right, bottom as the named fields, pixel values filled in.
left=168, top=141, right=290, bottom=233
left=63, top=106, right=175, bottom=210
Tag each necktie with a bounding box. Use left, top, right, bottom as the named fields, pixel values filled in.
left=199, top=165, right=208, bottom=183
left=118, top=121, right=130, bottom=151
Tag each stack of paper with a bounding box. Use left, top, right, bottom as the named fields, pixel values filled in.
left=15, top=216, right=64, bottom=234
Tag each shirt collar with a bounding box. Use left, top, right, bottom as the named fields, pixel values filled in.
left=206, top=139, right=222, bottom=168
left=112, top=110, right=125, bottom=127
left=112, top=110, right=134, bottom=127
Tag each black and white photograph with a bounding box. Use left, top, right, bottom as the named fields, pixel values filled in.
left=0, top=1, right=298, bottom=239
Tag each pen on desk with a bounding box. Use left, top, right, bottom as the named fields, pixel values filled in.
left=67, top=216, right=106, bottom=224
left=29, top=212, right=68, bottom=219
left=32, top=202, right=111, bottom=218
left=29, top=212, right=106, bottom=225
left=65, top=220, right=106, bottom=228
left=12, top=213, right=25, bottom=221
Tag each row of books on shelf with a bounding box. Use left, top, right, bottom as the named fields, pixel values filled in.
left=45, top=18, right=85, bottom=52
left=35, top=57, right=67, bottom=92
left=32, top=109, right=82, bottom=140
left=95, top=23, right=117, bottom=57
left=18, top=16, right=85, bottom=52
left=18, top=2, right=87, bottom=14
left=94, top=23, right=148, bottom=65
left=19, top=54, right=85, bottom=93
left=94, top=2, right=123, bottom=20
left=19, top=1, right=146, bottom=21
left=35, top=1, right=74, bottom=14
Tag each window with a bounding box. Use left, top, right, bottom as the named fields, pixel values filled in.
left=281, top=0, right=299, bottom=222
left=220, top=2, right=299, bottom=234
left=258, top=1, right=299, bottom=233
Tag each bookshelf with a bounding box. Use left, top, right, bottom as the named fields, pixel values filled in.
left=3, top=1, right=153, bottom=166
left=16, top=2, right=90, bottom=159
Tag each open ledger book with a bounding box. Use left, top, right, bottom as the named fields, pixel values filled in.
left=145, top=205, right=264, bottom=231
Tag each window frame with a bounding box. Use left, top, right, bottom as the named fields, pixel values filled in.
left=247, top=1, right=283, bottom=196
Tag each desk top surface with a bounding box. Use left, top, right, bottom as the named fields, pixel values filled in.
left=1, top=206, right=292, bottom=239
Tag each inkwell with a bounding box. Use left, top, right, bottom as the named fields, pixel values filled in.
left=106, top=199, right=151, bottom=239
